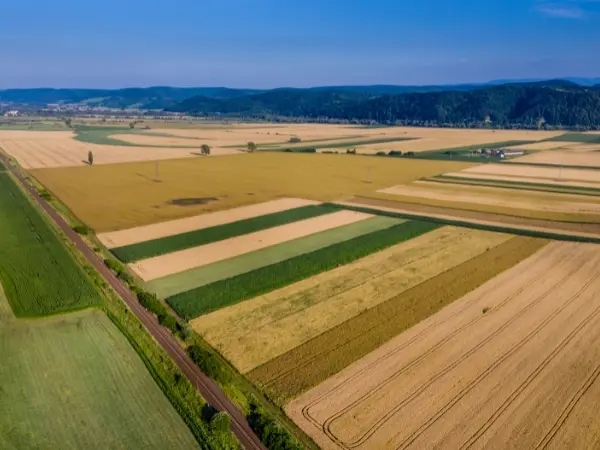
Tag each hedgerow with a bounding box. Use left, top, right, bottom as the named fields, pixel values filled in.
left=167, top=220, right=440, bottom=319
left=112, top=204, right=341, bottom=263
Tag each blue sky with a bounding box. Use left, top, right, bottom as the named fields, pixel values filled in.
left=2, top=0, right=600, bottom=88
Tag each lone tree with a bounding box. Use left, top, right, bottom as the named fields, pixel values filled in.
left=200, top=144, right=211, bottom=155
left=247, top=141, right=257, bottom=153
left=65, top=118, right=72, bottom=128
left=129, top=121, right=136, bottom=129
left=88, top=151, right=94, bottom=165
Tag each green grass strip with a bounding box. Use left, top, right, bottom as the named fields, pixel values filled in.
left=546, top=133, right=600, bottom=143
left=112, top=204, right=341, bottom=263
left=0, top=173, right=102, bottom=317
left=149, top=216, right=403, bottom=298
left=167, top=220, right=440, bottom=320
left=0, top=161, right=5, bottom=171
left=262, top=137, right=416, bottom=152
left=429, top=175, right=600, bottom=197
left=411, top=141, right=533, bottom=161
left=334, top=202, right=600, bottom=243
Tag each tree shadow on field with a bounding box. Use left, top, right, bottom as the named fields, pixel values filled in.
left=135, top=172, right=162, bottom=183
left=81, top=160, right=91, bottom=165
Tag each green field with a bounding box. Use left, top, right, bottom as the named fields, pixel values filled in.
left=263, top=136, right=416, bottom=152
left=167, top=220, right=440, bottom=319
left=0, top=308, right=200, bottom=449
left=249, top=236, right=548, bottom=402
left=150, top=216, right=403, bottom=298
left=0, top=161, right=5, bottom=171
left=0, top=173, right=101, bottom=316
left=73, top=125, right=200, bottom=148
left=547, top=133, right=600, bottom=143
left=112, top=204, right=341, bottom=263
left=410, top=140, right=533, bottom=161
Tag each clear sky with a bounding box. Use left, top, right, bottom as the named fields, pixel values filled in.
left=2, top=0, right=600, bottom=89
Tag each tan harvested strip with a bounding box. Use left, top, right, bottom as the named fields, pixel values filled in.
left=249, top=236, right=548, bottom=403
left=378, top=183, right=600, bottom=215
left=445, top=171, right=600, bottom=190
left=192, top=227, right=512, bottom=373
left=461, top=163, right=600, bottom=184
left=97, top=198, right=320, bottom=248
left=337, top=198, right=600, bottom=238
left=130, top=210, right=373, bottom=281
left=286, top=242, right=600, bottom=450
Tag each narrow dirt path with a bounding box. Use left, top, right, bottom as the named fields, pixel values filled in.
left=0, top=153, right=265, bottom=450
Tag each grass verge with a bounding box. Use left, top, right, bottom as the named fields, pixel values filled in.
left=263, top=137, right=416, bottom=152
left=546, top=133, right=600, bottom=143
left=167, top=220, right=440, bottom=320
left=112, top=204, right=341, bottom=263
left=249, top=236, right=548, bottom=403
left=150, top=216, right=403, bottom=298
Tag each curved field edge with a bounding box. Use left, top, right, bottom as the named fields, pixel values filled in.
left=337, top=199, right=600, bottom=241
left=149, top=216, right=403, bottom=298
left=0, top=310, right=201, bottom=450
left=0, top=172, right=102, bottom=316
left=167, top=220, right=441, bottom=320
left=112, top=204, right=341, bottom=263
left=368, top=190, right=600, bottom=224
left=426, top=175, right=600, bottom=197
left=248, top=236, right=548, bottom=404
left=73, top=126, right=203, bottom=149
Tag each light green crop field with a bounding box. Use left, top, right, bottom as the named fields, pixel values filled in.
left=0, top=307, right=200, bottom=450
left=149, top=215, right=403, bottom=298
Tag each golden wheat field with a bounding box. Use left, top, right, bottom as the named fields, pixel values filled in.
left=511, top=149, right=600, bottom=167
left=288, top=241, right=600, bottom=450
left=31, top=153, right=472, bottom=232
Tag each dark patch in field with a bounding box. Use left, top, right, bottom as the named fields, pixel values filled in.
left=169, top=197, right=218, bottom=206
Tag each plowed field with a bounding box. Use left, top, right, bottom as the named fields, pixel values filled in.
left=288, top=241, right=600, bottom=450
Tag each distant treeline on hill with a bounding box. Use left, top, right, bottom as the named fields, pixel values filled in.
left=3, top=79, right=600, bottom=128
left=170, top=80, right=600, bottom=129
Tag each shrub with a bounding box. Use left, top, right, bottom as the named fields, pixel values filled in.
left=137, top=291, right=167, bottom=317
left=210, top=412, right=231, bottom=434
left=388, top=150, right=403, bottom=157
left=247, top=400, right=302, bottom=450
left=72, top=225, right=91, bottom=235
left=346, top=148, right=356, bottom=154
left=376, top=151, right=386, bottom=156
left=187, top=345, right=230, bottom=384
left=104, top=258, right=125, bottom=275
left=39, top=189, right=52, bottom=201
left=159, top=313, right=180, bottom=334
left=117, top=270, right=134, bottom=286
left=289, top=136, right=301, bottom=143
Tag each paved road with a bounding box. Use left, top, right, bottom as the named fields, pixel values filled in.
left=1, top=154, right=266, bottom=450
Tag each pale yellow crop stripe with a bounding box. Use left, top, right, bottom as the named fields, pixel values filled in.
left=191, top=226, right=513, bottom=373
left=130, top=210, right=373, bottom=281
left=461, top=163, right=600, bottom=183
left=444, top=171, right=600, bottom=189
left=378, top=183, right=600, bottom=214
left=97, top=198, right=321, bottom=248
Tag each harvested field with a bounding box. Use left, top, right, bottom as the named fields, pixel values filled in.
left=444, top=171, right=600, bottom=190
left=287, top=241, right=600, bottom=450
left=251, top=236, right=547, bottom=402
left=458, top=163, right=600, bottom=185
left=99, top=198, right=319, bottom=248
left=0, top=130, right=233, bottom=169
left=379, top=181, right=600, bottom=217
left=110, top=133, right=210, bottom=147
left=33, top=152, right=472, bottom=231
left=511, top=150, right=600, bottom=168
left=168, top=221, right=440, bottom=320
left=131, top=209, right=372, bottom=280
left=341, top=196, right=600, bottom=239
left=0, top=309, right=199, bottom=449
left=112, top=204, right=338, bottom=263
left=0, top=172, right=101, bottom=316
left=192, top=227, right=513, bottom=373
left=150, top=215, right=402, bottom=298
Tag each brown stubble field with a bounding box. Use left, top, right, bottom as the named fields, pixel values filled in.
left=288, top=241, right=600, bottom=450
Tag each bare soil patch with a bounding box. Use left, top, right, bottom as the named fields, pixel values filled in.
left=288, top=242, right=600, bottom=450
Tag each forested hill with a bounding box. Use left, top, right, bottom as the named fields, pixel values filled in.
left=171, top=81, right=600, bottom=128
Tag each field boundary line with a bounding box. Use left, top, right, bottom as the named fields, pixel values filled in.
left=299, top=243, right=567, bottom=431
left=397, top=264, right=600, bottom=450
left=320, top=248, right=588, bottom=448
